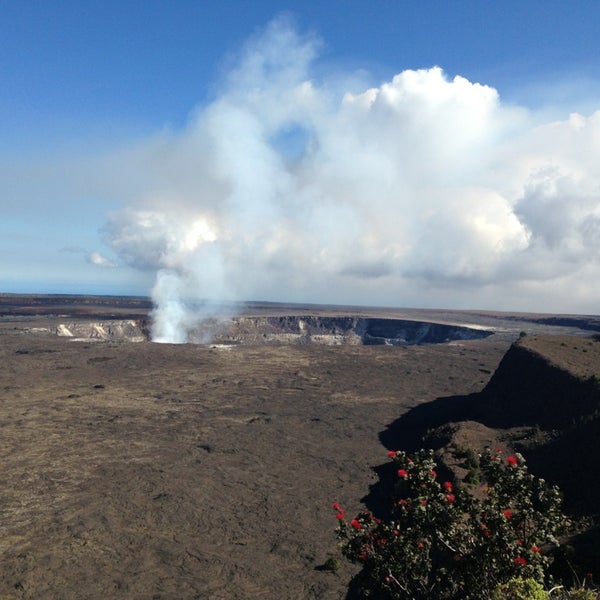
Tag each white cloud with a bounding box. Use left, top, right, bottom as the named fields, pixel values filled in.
left=102, top=18, right=600, bottom=340
left=87, top=251, right=116, bottom=267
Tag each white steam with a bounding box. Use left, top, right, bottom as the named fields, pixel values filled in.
left=104, top=18, right=600, bottom=342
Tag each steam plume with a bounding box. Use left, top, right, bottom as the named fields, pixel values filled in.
left=104, top=18, right=600, bottom=342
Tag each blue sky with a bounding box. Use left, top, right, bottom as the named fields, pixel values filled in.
left=3, top=0, right=599, bottom=142
left=2, top=1, right=600, bottom=321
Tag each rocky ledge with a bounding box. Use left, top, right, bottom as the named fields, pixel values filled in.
left=415, top=334, right=600, bottom=514
left=389, top=334, right=600, bottom=577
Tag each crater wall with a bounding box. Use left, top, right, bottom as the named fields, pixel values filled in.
left=49, top=316, right=493, bottom=345
left=187, top=316, right=493, bottom=345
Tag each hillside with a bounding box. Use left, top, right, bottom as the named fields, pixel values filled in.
left=471, top=334, right=600, bottom=515
left=381, top=334, right=600, bottom=580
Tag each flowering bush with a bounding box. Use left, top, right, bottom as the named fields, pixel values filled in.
left=334, top=449, right=566, bottom=600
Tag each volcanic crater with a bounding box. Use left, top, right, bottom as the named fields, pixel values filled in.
left=1, top=294, right=599, bottom=599
left=43, top=315, right=493, bottom=345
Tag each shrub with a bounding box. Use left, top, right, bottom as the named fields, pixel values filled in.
left=561, top=590, right=599, bottom=600
left=334, top=449, right=566, bottom=600
left=491, top=576, right=549, bottom=599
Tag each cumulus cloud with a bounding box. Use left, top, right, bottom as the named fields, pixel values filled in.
left=103, top=17, right=600, bottom=341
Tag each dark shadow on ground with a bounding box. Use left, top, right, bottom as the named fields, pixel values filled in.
left=379, top=394, right=477, bottom=452
left=550, top=525, right=600, bottom=586
left=344, top=393, right=479, bottom=599
left=359, top=393, right=478, bottom=521
left=345, top=572, right=374, bottom=600
left=346, top=387, right=600, bottom=599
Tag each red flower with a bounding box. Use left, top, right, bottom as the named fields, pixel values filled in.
left=531, top=545, right=541, bottom=553
left=393, top=529, right=400, bottom=536
left=358, top=552, right=367, bottom=561
left=514, top=556, right=527, bottom=565
left=387, top=450, right=397, bottom=458
left=417, top=540, right=424, bottom=548
left=397, top=469, right=408, bottom=478
left=445, top=493, right=456, bottom=504
left=336, top=511, right=346, bottom=520
left=428, top=470, right=437, bottom=478
left=506, top=456, right=518, bottom=467
left=398, top=498, right=408, bottom=506
left=443, top=481, right=453, bottom=491
left=420, top=499, right=427, bottom=506
left=502, top=509, right=512, bottom=519
left=350, top=518, right=362, bottom=530
left=332, top=502, right=341, bottom=511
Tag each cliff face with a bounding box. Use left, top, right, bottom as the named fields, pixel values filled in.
left=395, top=335, right=600, bottom=519
left=54, top=320, right=149, bottom=342
left=392, top=334, right=600, bottom=577
left=474, top=340, right=600, bottom=429
left=462, top=335, right=600, bottom=517
left=188, top=316, right=493, bottom=346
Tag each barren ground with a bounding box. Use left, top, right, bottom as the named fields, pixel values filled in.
left=0, top=297, right=597, bottom=599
